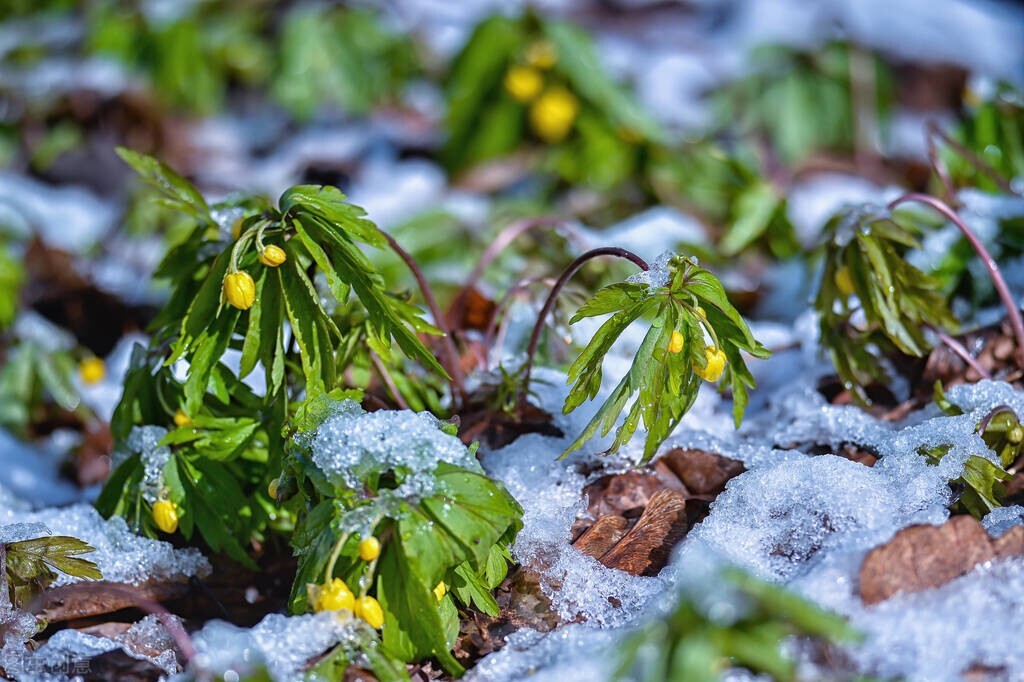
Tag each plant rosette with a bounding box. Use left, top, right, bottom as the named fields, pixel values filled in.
left=284, top=399, right=522, bottom=676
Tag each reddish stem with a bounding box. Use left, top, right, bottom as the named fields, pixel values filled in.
left=888, top=193, right=1024, bottom=367
left=462, top=217, right=577, bottom=299
left=380, top=231, right=467, bottom=405
left=932, top=327, right=991, bottom=380
left=483, top=277, right=555, bottom=370
left=520, top=248, right=649, bottom=401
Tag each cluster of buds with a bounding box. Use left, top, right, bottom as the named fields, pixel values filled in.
left=666, top=305, right=727, bottom=382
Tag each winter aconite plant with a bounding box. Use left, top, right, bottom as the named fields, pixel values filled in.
left=283, top=399, right=521, bottom=677
left=96, top=150, right=522, bottom=676
left=560, top=254, right=769, bottom=461
left=444, top=13, right=661, bottom=190
left=815, top=205, right=958, bottom=404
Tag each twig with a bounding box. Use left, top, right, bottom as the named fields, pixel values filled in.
left=520, top=247, right=649, bottom=401
left=888, top=193, right=1024, bottom=367
left=379, top=231, right=466, bottom=405
left=932, top=327, right=991, bottom=379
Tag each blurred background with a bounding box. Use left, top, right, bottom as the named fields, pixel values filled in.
left=0, top=0, right=1023, bottom=493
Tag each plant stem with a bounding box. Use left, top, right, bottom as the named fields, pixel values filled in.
left=927, top=121, right=1017, bottom=196
left=932, top=327, right=991, bottom=379
left=380, top=231, right=467, bottom=405
left=461, top=216, right=576, bottom=303
left=369, top=350, right=410, bottom=410
left=889, top=193, right=1024, bottom=367
left=520, top=247, right=649, bottom=401
left=484, top=277, right=555, bottom=371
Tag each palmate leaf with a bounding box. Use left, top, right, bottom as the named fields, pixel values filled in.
left=816, top=207, right=958, bottom=405
left=563, top=256, right=768, bottom=461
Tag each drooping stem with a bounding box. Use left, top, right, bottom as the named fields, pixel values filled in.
left=889, top=193, right=1024, bottom=367
left=380, top=231, right=467, bottom=405
left=483, top=277, right=556, bottom=371
left=520, top=248, right=650, bottom=401
left=932, top=327, right=991, bottom=380
left=927, top=121, right=1017, bottom=196
left=461, top=216, right=576, bottom=302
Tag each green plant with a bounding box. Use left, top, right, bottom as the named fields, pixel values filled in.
left=923, top=384, right=1024, bottom=518
left=2, top=535, right=101, bottom=609
left=527, top=250, right=768, bottom=461
left=444, top=13, right=662, bottom=190
left=815, top=204, right=958, bottom=404
left=96, top=150, right=522, bottom=676
left=282, top=399, right=521, bottom=677
left=717, top=41, right=893, bottom=166
left=616, top=567, right=859, bottom=682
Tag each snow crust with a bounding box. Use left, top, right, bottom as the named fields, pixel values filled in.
left=189, top=612, right=364, bottom=682
left=472, top=336, right=1024, bottom=681
left=0, top=505, right=209, bottom=586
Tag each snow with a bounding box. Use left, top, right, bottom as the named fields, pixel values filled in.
left=0, top=504, right=210, bottom=586
left=472, top=321, right=1024, bottom=681
left=0, top=429, right=81, bottom=507
left=113, top=425, right=171, bottom=504
left=0, top=616, right=181, bottom=681
left=588, top=209, right=707, bottom=263
left=189, top=611, right=365, bottom=682
left=0, top=173, right=115, bottom=254
left=305, top=399, right=482, bottom=508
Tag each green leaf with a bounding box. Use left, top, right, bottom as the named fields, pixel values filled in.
left=116, top=147, right=210, bottom=222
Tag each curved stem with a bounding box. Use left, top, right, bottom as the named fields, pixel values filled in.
left=932, top=327, right=991, bottom=380
left=520, top=248, right=649, bottom=401
left=461, top=217, right=573, bottom=300
left=483, top=277, right=555, bottom=371
left=379, top=231, right=467, bottom=405
left=888, top=193, right=1024, bottom=368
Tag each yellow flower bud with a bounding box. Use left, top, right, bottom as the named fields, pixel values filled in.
left=524, top=40, right=558, bottom=69
left=1009, top=425, right=1024, bottom=445
left=354, top=595, right=384, bottom=629
left=529, top=87, right=579, bottom=143
left=434, top=581, right=446, bottom=601
left=268, top=478, right=279, bottom=501
left=668, top=331, right=685, bottom=354
left=259, top=245, right=287, bottom=268
left=358, top=536, right=381, bottom=562
left=695, top=306, right=707, bottom=320
left=152, top=499, right=179, bottom=534
left=834, top=266, right=856, bottom=297
left=79, top=357, right=106, bottom=385
left=504, top=65, right=544, bottom=103
left=173, top=409, right=192, bottom=427
left=312, top=578, right=355, bottom=612
left=223, top=271, right=256, bottom=310
left=694, top=346, right=727, bottom=383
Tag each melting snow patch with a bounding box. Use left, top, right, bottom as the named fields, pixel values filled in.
left=189, top=612, right=364, bottom=682
left=0, top=505, right=209, bottom=586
